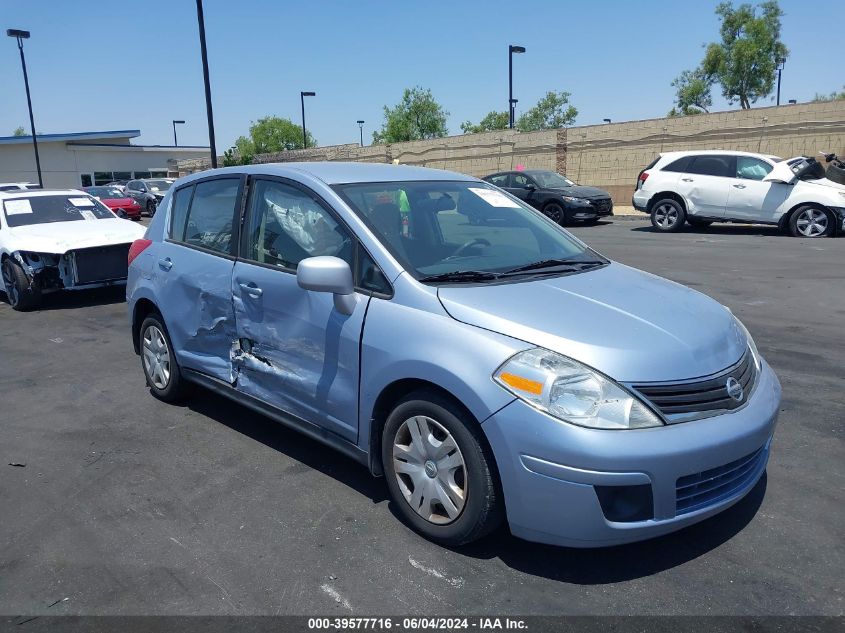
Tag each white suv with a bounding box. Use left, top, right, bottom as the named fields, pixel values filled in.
left=632, top=150, right=845, bottom=238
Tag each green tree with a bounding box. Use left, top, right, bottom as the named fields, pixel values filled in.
left=516, top=91, right=578, bottom=131
left=232, top=115, right=316, bottom=164
left=812, top=86, right=845, bottom=102
left=460, top=111, right=509, bottom=134
left=670, top=68, right=714, bottom=115
left=691, top=1, right=789, bottom=110
left=12, top=126, right=26, bottom=136
left=373, top=86, right=449, bottom=144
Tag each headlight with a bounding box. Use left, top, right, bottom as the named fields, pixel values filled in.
left=560, top=195, right=591, bottom=206
left=732, top=315, right=762, bottom=372
left=493, top=348, right=663, bottom=430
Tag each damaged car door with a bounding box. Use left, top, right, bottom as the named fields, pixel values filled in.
left=230, top=178, right=367, bottom=442
left=156, top=176, right=244, bottom=383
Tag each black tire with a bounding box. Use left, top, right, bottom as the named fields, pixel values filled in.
left=146, top=200, right=156, bottom=217
left=687, top=217, right=713, bottom=228
left=826, top=161, right=845, bottom=186
left=381, top=389, right=504, bottom=546
left=789, top=206, right=833, bottom=238
left=650, top=198, right=686, bottom=232
left=2, top=257, right=41, bottom=311
left=543, top=202, right=565, bottom=224
left=139, top=313, right=188, bottom=402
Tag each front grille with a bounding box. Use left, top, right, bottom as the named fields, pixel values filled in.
left=70, top=243, right=131, bottom=284
left=630, top=350, right=756, bottom=419
left=591, top=198, right=613, bottom=213
left=675, top=446, right=766, bottom=515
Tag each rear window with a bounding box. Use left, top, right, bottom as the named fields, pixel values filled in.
left=686, top=155, right=734, bottom=178
left=662, top=156, right=692, bottom=172
left=2, top=195, right=115, bottom=227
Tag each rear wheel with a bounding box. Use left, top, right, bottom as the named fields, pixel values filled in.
left=543, top=202, right=565, bottom=224
left=789, top=206, right=833, bottom=238
left=381, top=390, right=503, bottom=546
left=650, top=198, right=686, bottom=232
left=140, top=313, right=187, bottom=402
left=146, top=201, right=156, bottom=217
left=2, top=258, right=41, bottom=311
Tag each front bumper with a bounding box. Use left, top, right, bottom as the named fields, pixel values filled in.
left=482, top=360, right=781, bottom=547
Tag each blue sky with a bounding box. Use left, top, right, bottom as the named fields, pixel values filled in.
left=2, top=0, right=842, bottom=149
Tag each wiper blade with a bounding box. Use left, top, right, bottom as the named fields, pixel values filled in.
left=418, top=270, right=501, bottom=283
left=502, top=259, right=605, bottom=275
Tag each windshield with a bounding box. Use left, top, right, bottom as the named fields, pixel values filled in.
left=86, top=186, right=126, bottom=199
left=3, top=195, right=115, bottom=227
left=145, top=180, right=173, bottom=193
left=529, top=171, right=576, bottom=188
left=334, top=181, right=600, bottom=281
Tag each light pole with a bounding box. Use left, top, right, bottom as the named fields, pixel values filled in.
left=195, top=0, right=218, bottom=168
left=172, top=120, right=185, bottom=146
left=357, top=120, right=365, bottom=147
left=776, top=57, right=786, bottom=106
left=301, top=91, right=316, bottom=149
left=7, top=29, right=42, bottom=187
left=508, top=45, right=525, bottom=129
left=603, top=118, right=612, bottom=124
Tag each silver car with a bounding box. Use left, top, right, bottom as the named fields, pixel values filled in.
left=127, top=163, right=780, bottom=548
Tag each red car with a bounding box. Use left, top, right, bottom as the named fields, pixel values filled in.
left=83, top=186, right=143, bottom=220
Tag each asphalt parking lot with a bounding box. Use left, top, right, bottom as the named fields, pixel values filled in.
left=0, top=217, right=842, bottom=616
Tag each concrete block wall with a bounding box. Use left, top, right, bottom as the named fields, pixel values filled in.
left=177, top=101, right=845, bottom=206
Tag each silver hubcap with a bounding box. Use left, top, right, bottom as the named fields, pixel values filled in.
left=142, top=325, right=171, bottom=389
left=654, top=203, right=679, bottom=228
left=796, top=209, right=828, bottom=237
left=392, top=415, right=467, bottom=525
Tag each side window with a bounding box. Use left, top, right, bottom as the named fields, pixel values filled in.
left=487, top=174, right=510, bottom=187
left=126, top=181, right=138, bottom=191
left=246, top=179, right=352, bottom=270
left=662, top=156, right=692, bottom=172
left=687, top=155, right=734, bottom=178
left=736, top=157, right=773, bottom=181
left=169, top=185, right=194, bottom=240
left=356, top=245, right=390, bottom=295
left=512, top=174, right=532, bottom=187
left=182, top=178, right=240, bottom=254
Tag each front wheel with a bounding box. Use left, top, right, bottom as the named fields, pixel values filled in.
left=382, top=390, right=503, bottom=546
left=140, top=313, right=188, bottom=402
left=650, top=199, right=686, bottom=232
left=2, top=258, right=41, bottom=311
left=543, top=202, right=565, bottom=224
left=789, top=206, right=833, bottom=238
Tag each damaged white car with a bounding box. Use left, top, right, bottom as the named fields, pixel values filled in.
left=1, top=189, right=146, bottom=311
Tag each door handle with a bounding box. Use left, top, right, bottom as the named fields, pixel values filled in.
left=158, top=258, right=172, bottom=271
left=733, top=184, right=747, bottom=189
left=239, top=282, right=263, bottom=297
left=681, top=178, right=694, bottom=182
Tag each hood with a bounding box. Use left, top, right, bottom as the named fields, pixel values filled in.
left=801, top=177, right=845, bottom=192
left=8, top=218, right=146, bottom=254
left=437, top=262, right=745, bottom=382
left=101, top=197, right=139, bottom=208
left=546, top=185, right=609, bottom=199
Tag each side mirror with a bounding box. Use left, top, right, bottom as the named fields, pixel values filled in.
left=297, top=256, right=358, bottom=315
left=524, top=184, right=536, bottom=191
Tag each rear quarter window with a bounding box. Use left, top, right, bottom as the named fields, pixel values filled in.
left=661, top=156, right=692, bottom=172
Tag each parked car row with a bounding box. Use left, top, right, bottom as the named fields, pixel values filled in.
left=633, top=150, right=845, bottom=238
left=101, top=178, right=176, bottom=217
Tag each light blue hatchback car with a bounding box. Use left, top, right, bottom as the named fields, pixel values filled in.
left=127, top=162, right=781, bottom=548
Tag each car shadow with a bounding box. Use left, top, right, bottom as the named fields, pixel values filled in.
left=453, top=474, right=767, bottom=584
left=181, top=388, right=388, bottom=504
left=631, top=224, right=790, bottom=237
left=0, top=286, right=126, bottom=311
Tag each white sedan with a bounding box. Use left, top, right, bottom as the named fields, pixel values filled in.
left=1, top=189, right=146, bottom=311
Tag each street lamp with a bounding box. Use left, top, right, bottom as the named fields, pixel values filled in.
left=788, top=99, right=797, bottom=105
left=357, top=120, right=365, bottom=147
left=7, top=29, right=42, bottom=187
left=776, top=57, right=786, bottom=106
left=603, top=118, right=612, bottom=123
left=301, top=91, right=316, bottom=149
left=172, top=120, right=185, bottom=146
left=508, top=45, right=526, bottom=129
left=195, top=0, right=218, bottom=168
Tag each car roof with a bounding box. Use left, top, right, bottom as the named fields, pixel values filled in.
left=179, top=162, right=478, bottom=186
left=0, top=188, right=87, bottom=200
left=659, top=150, right=781, bottom=162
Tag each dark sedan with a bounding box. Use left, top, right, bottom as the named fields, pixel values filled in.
left=482, top=169, right=613, bottom=225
